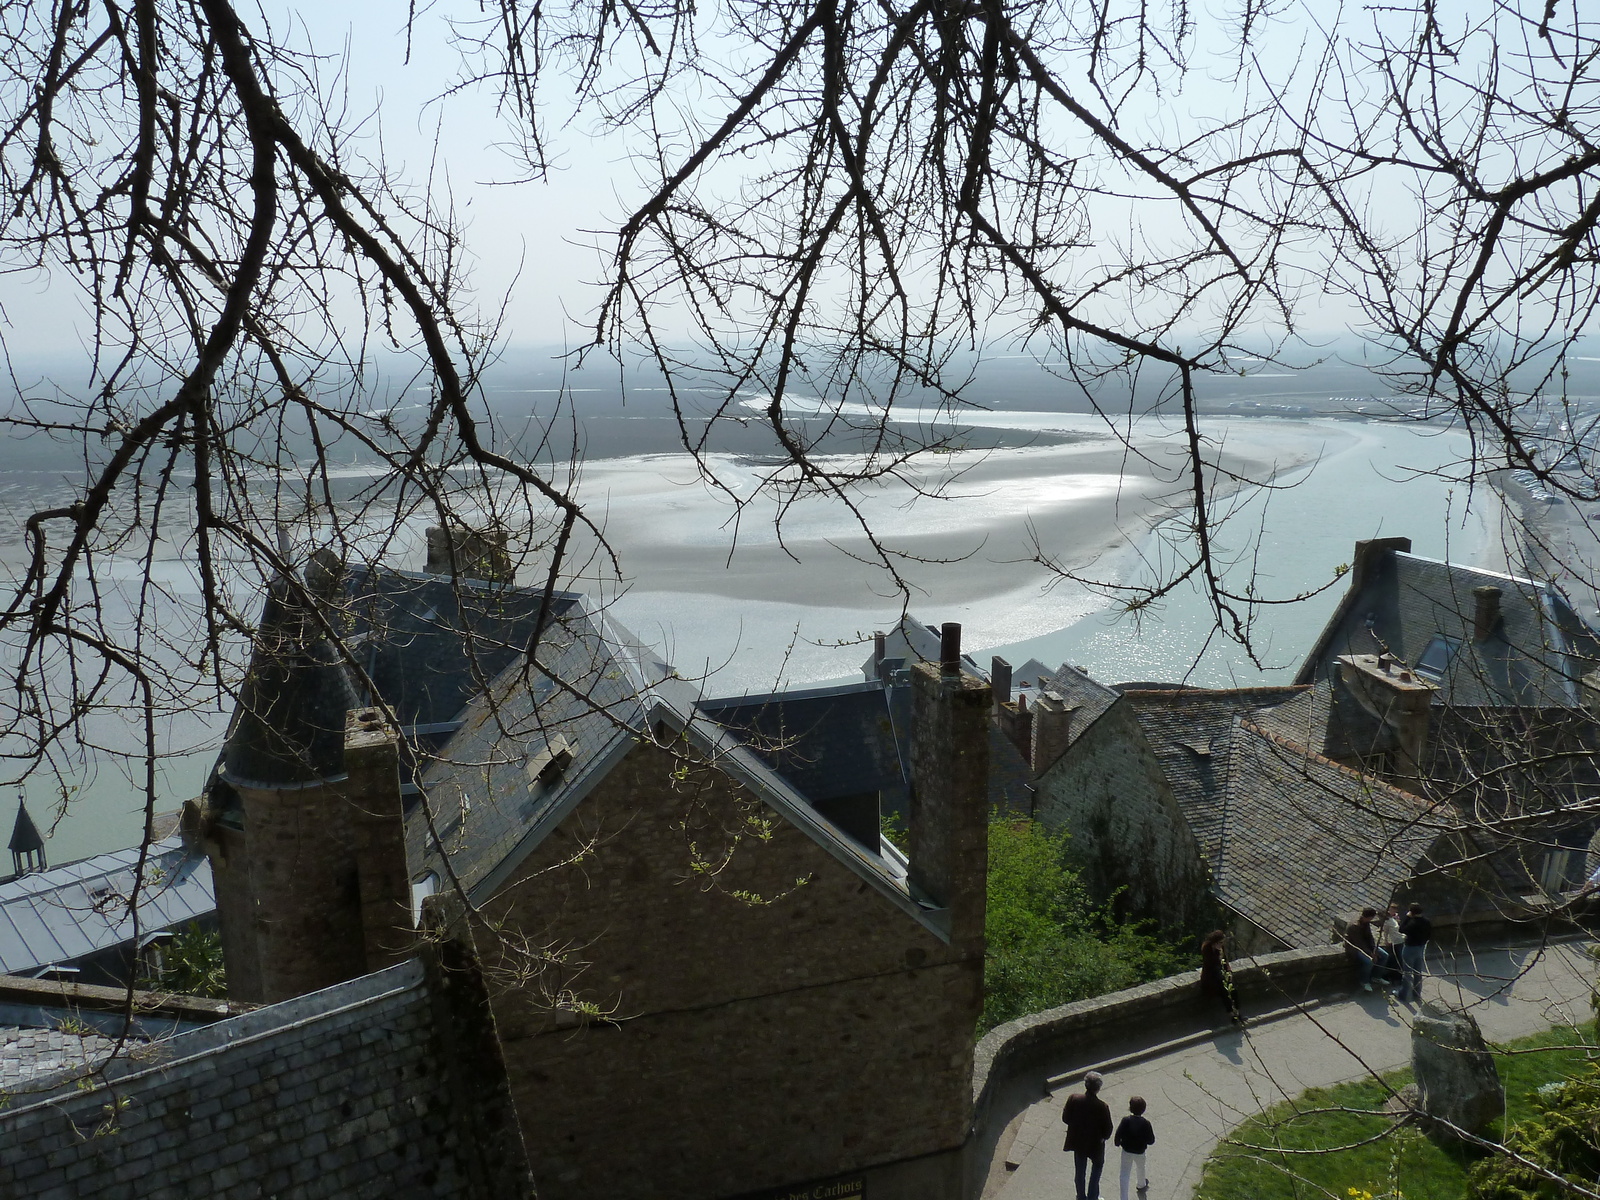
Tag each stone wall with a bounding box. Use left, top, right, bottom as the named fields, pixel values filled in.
left=0, top=955, right=530, bottom=1200
left=1033, top=701, right=1212, bottom=931
left=472, top=738, right=983, bottom=1200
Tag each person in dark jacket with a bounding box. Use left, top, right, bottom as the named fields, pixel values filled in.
left=1113, top=1095, right=1155, bottom=1199
left=1062, top=1070, right=1115, bottom=1200
left=1396, top=902, right=1432, bottom=1004
left=1343, top=906, right=1386, bottom=992
left=1199, top=929, right=1241, bottom=1024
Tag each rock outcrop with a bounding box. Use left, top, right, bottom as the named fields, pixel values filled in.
left=1411, top=1001, right=1505, bottom=1138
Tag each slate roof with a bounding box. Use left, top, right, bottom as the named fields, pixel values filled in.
left=1120, top=688, right=1310, bottom=871
left=699, top=682, right=907, bottom=806
left=1121, top=686, right=1441, bottom=947
left=1, top=1025, right=131, bottom=1089
left=1221, top=722, right=1445, bottom=947
left=404, top=595, right=671, bottom=895
left=0, top=960, right=528, bottom=1198
left=401, top=595, right=943, bottom=932
left=220, top=564, right=567, bottom=790
left=1297, top=546, right=1600, bottom=706
left=222, top=577, right=360, bottom=786
left=1026, top=662, right=1121, bottom=753
left=0, top=836, right=215, bottom=976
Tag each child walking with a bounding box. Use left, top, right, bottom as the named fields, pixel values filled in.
left=1114, top=1096, right=1155, bottom=1199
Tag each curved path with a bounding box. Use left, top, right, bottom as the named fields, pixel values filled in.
left=989, top=939, right=1596, bottom=1200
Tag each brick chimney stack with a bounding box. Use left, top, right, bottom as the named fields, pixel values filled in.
left=1473, top=585, right=1503, bottom=642
left=908, top=623, right=989, bottom=951
left=1348, top=536, right=1412, bottom=592
left=990, top=656, right=1012, bottom=712
left=344, top=707, right=414, bottom=974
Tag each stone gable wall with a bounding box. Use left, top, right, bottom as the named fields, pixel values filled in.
left=1033, top=702, right=1212, bottom=931
left=474, top=739, right=982, bottom=1200
left=0, top=958, right=528, bottom=1200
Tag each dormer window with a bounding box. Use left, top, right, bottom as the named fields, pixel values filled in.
left=1415, top=635, right=1460, bottom=680
left=526, top=735, right=575, bottom=787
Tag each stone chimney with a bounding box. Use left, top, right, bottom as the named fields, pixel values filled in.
left=425, top=524, right=513, bottom=584
left=1030, top=691, right=1076, bottom=778
left=1472, top=585, right=1503, bottom=642
left=1582, top=669, right=1600, bottom=718
left=1324, top=653, right=1438, bottom=786
left=908, top=623, right=990, bottom=950
left=344, top=707, right=414, bottom=974
left=1348, top=536, right=1412, bottom=592
left=990, top=656, right=1012, bottom=712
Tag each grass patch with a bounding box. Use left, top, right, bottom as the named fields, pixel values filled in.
left=1195, top=1024, right=1596, bottom=1200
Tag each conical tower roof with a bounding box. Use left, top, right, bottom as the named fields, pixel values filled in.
left=221, top=574, right=359, bottom=787
left=8, top=798, right=43, bottom=854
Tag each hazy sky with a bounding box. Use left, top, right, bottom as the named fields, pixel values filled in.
left=0, top=1, right=1525, bottom=365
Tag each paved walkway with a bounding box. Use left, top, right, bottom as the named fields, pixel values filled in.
left=990, top=939, right=1597, bottom=1200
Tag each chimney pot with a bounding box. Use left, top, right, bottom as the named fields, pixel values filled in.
left=940, top=622, right=962, bottom=675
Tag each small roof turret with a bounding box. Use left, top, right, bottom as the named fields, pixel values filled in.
left=9, top=796, right=45, bottom=875
left=221, top=574, right=359, bottom=788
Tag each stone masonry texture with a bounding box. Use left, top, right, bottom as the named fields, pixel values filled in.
left=0, top=958, right=532, bottom=1200
left=1034, top=700, right=1212, bottom=932
left=470, top=735, right=985, bottom=1200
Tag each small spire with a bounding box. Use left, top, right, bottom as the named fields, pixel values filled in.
left=9, top=795, right=46, bottom=875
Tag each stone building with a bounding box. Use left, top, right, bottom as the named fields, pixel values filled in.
left=993, top=660, right=1448, bottom=954
left=188, top=551, right=993, bottom=1200
left=967, top=535, right=1600, bottom=952
left=1296, top=536, right=1600, bottom=706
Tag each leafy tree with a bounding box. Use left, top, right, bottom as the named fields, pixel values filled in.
left=982, top=813, right=1193, bottom=1032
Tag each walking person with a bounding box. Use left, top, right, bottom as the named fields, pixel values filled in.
left=1199, top=929, right=1241, bottom=1025
left=1061, top=1070, right=1114, bottom=1200
left=1380, top=902, right=1405, bottom=988
left=1396, top=902, right=1432, bottom=1004
left=1343, top=907, right=1386, bottom=992
left=1114, top=1095, right=1155, bottom=1199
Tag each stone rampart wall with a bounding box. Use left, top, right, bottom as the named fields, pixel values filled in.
left=0, top=954, right=528, bottom=1200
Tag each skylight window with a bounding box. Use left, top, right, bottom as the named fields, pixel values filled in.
left=1415, top=635, right=1460, bottom=680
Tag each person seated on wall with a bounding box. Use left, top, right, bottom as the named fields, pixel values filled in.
left=1341, top=907, right=1387, bottom=993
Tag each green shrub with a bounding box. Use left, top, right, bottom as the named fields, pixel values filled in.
left=1469, top=1067, right=1600, bottom=1199
left=144, top=922, right=227, bottom=999
left=982, top=814, right=1193, bottom=1033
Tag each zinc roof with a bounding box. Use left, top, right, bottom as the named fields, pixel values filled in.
left=0, top=837, right=215, bottom=976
